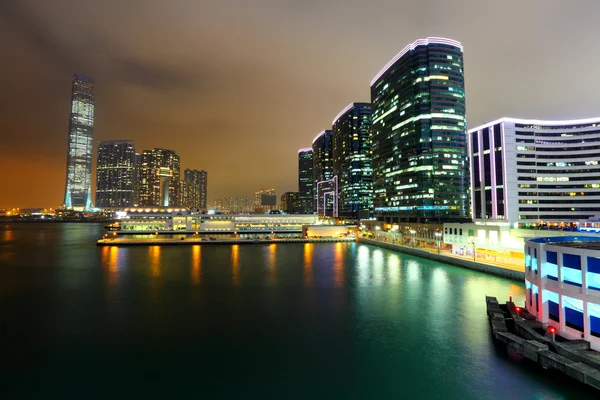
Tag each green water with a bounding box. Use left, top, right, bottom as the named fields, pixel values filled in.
left=0, top=223, right=596, bottom=399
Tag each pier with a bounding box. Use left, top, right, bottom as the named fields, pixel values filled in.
left=486, top=296, right=600, bottom=391
left=96, top=237, right=355, bottom=246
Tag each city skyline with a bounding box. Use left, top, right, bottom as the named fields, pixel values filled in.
left=3, top=0, right=600, bottom=208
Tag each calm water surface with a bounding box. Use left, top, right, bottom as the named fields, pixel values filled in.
left=1, top=223, right=596, bottom=399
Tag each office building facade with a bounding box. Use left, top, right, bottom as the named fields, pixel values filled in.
left=184, top=169, right=208, bottom=211
left=370, top=37, right=468, bottom=223
left=332, top=102, right=373, bottom=220
left=312, top=130, right=335, bottom=216
left=470, top=117, right=600, bottom=226
left=95, top=140, right=136, bottom=208
left=281, top=192, right=299, bottom=214
left=138, top=148, right=181, bottom=206
left=63, top=74, right=95, bottom=210
left=298, top=148, right=314, bottom=214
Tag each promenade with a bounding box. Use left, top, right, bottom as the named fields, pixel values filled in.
left=359, top=237, right=525, bottom=281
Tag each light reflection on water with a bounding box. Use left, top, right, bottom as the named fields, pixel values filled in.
left=303, top=243, right=313, bottom=287
left=192, top=245, right=201, bottom=285
left=2, top=223, right=595, bottom=399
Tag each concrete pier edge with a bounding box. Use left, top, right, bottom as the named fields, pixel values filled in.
left=358, top=237, right=524, bottom=282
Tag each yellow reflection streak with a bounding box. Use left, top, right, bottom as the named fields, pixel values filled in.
left=192, top=245, right=201, bottom=285
left=303, top=243, right=313, bottom=287
left=232, top=245, right=240, bottom=286
left=268, top=244, right=277, bottom=285
left=334, top=242, right=344, bottom=286
left=107, top=246, right=119, bottom=286
left=149, top=246, right=161, bottom=277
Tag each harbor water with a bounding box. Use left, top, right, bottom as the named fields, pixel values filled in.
left=0, top=223, right=596, bottom=399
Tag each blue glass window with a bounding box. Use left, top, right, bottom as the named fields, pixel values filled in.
left=589, top=303, right=600, bottom=338
left=546, top=290, right=560, bottom=322
left=547, top=251, right=557, bottom=265
left=562, top=267, right=583, bottom=287
left=588, top=257, right=600, bottom=274
left=564, top=296, right=584, bottom=332
left=563, top=254, right=581, bottom=270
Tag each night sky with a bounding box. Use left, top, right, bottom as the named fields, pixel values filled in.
left=2, top=0, right=600, bottom=208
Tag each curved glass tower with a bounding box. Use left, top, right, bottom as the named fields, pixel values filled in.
left=63, top=74, right=95, bottom=210
left=332, top=102, right=373, bottom=220
left=370, top=38, right=468, bottom=222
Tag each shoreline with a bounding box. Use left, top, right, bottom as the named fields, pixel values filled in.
left=358, top=237, right=524, bottom=282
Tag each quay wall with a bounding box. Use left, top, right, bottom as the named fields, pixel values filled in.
left=359, top=238, right=524, bottom=282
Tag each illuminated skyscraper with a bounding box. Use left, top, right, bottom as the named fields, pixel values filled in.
left=138, top=148, right=181, bottom=206
left=281, top=192, right=299, bottom=213
left=63, top=74, right=94, bottom=210
left=298, top=148, right=314, bottom=213
left=370, top=37, right=468, bottom=222
left=312, top=130, right=336, bottom=217
left=184, top=169, right=208, bottom=211
left=95, top=140, right=136, bottom=208
left=332, top=102, right=373, bottom=220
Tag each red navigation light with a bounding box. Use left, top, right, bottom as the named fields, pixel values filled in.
left=515, top=307, right=521, bottom=313
left=549, top=327, right=556, bottom=333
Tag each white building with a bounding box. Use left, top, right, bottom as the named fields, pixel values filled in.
left=469, top=117, right=600, bottom=227
left=525, top=236, right=600, bottom=350
left=117, top=207, right=318, bottom=234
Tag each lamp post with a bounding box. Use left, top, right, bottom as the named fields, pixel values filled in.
left=375, top=226, right=380, bottom=240
left=435, top=232, right=442, bottom=254
left=410, top=230, right=416, bottom=248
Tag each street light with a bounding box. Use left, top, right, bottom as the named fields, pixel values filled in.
left=410, top=230, right=416, bottom=248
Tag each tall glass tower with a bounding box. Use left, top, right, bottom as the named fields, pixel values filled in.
left=95, top=140, right=136, bottom=208
left=298, top=148, right=314, bottom=214
left=63, top=74, right=95, bottom=210
left=370, top=37, right=468, bottom=222
left=332, top=102, right=373, bottom=220
left=312, top=130, right=335, bottom=217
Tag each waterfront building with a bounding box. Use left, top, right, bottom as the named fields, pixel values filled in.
left=470, top=117, right=600, bottom=227
left=298, top=148, right=314, bottom=214
left=332, top=102, right=373, bottom=220
left=138, top=148, right=181, bottom=207
left=95, top=140, right=136, bottom=208
left=63, top=74, right=95, bottom=210
left=183, top=169, right=208, bottom=211
left=370, top=37, right=468, bottom=223
left=118, top=207, right=317, bottom=234
left=312, top=130, right=335, bottom=217
left=525, top=236, right=600, bottom=351
left=254, top=188, right=276, bottom=213
left=280, top=192, right=299, bottom=214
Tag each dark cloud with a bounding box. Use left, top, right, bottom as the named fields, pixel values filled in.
left=2, top=0, right=600, bottom=208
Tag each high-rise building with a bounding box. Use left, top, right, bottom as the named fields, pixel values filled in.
left=469, top=117, right=600, bottom=226
left=332, top=102, right=373, bottom=220
left=63, top=74, right=95, bottom=210
left=312, top=130, right=335, bottom=217
left=254, top=188, right=276, bottom=213
left=298, top=148, right=314, bottom=214
left=95, top=140, right=136, bottom=208
left=138, top=148, right=181, bottom=206
left=133, top=152, right=141, bottom=206
left=184, top=169, right=208, bottom=211
left=370, top=37, right=468, bottom=223
left=281, top=192, right=299, bottom=214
